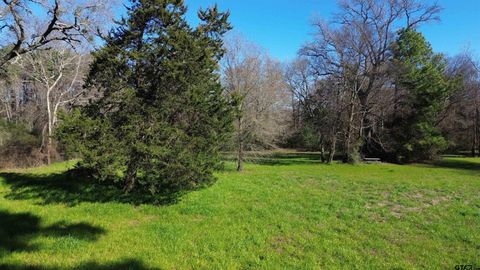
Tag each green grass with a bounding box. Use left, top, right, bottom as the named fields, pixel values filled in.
left=0, top=154, right=479, bottom=269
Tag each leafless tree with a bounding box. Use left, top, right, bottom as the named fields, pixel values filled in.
left=284, top=58, right=314, bottom=131
left=0, top=0, right=116, bottom=68
left=223, top=35, right=289, bottom=171
left=301, top=0, right=442, bottom=162
left=441, top=52, right=480, bottom=156
left=17, top=48, right=89, bottom=164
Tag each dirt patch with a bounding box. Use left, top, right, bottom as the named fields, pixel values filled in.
left=365, top=191, right=453, bottom=219
left=271, top=235, right=294, bottom=254
left=430, top=196, right=450, bottom=206
left=126, top=215, right=157, bottom=227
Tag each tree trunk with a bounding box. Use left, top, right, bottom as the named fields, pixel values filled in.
left=46, top=85, right=54, bottom=165
left=328, top=136, right=337, bottom=164
left=291, top=94, right=297, bottom=131
left=344, top=98, right=356, bottom=163
left=472, top=124, right=476, bottom=157
left=124, top=160, right=138, bottom=193
left=237, top=143, right=244, bottom=172
left=237, top=117, right=244, bottom=172
left=47, top=136, right=52, bottom=165
left=47, top=110, right=53, bottom=165
left=475, top=107, right=479, bottom=157
left=4, top=102, right=12, bottom=121
left=320, top=145, right=326, bottom=163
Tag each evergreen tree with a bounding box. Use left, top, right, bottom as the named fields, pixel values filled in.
left=391, top=28, right=457, bottom=162
left=57, top=0, right=233, bottom=193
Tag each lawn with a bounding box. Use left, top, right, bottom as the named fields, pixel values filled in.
left=0, top=154, right=479, bottom=269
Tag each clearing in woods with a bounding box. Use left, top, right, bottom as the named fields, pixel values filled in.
left=0, top=153, right=478, bottom=269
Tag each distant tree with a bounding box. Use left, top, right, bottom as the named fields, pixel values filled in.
left=222, top=36, right=288, bottom=171
left=0, top=58, right=21, bottom=122
left=284, top=58, right=313, bottom=136
left=0, top=46, right=89, bottom=166
left=285, top=57, right=352, bottom=163
left=390, top=28, right=457, bottom=161
left=56, top=0, right=233, bottom=194
left=440, top=52, right=480, bottom=156
left=19, top=48, right=88, bottom=164
left=0, top=119, right=42, bottom=168
left=301, top=0, right=442, bottom=163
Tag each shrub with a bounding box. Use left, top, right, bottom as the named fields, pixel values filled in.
left=0, top=120, right=46, bottom=168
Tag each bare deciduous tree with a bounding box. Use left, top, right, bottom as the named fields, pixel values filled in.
left=441, top=52, right=480, bottom=156
left=223, top=35, right=288, bottom=171
left=18, top=48, right=89, bottom=164
left=300, top=0, right=442, bottom=162
left=0, top=0, right=116, bottom=68
left=285, top=58, right=314, bottom=131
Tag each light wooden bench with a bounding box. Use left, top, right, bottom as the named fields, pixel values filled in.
left=363, top=157, right=381, bottom=163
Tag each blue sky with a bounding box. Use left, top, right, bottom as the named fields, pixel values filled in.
left=183, top=0, right=480, bottom=61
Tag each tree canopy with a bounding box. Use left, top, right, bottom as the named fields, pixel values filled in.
left=57, top=0, right=233, bottom=193
left=390, top=28, right=458, bottom=162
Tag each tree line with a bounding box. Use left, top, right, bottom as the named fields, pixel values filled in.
left=0, top=0, right=479, bottom=194
left=285, top=0, right=479, bottom=163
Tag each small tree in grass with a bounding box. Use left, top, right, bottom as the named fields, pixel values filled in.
left=57, top=0, right=233, bottom=194
left=390, top=28, right=458, bottom=162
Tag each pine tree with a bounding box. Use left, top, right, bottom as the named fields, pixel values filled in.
left=391, top=28, right=457, bottom=162
left=57, top=0, right=233, bottom=194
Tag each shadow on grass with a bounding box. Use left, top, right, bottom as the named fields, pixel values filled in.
left=223, top=152, right=330, bottom=166
left=0, top=210, right=104, bottom=254
left=0, top=171, right=180, bottom=206
left=430, top=158, right=480, bottom=172
left=0, top=258, right=161, bottom=270
left=0, top=210, right=159, bottom=269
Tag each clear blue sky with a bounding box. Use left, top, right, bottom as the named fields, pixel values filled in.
left=183, top=0, right=480, bottom=61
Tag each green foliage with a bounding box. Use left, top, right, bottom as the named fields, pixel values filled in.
left=56, top=0, right=233, bottom=194
left=280, top=126, right=323, bottom=152
left=0, top=120, right=35, bottom=147
left=298, top=126, right=320, bottom=151
left=0, top=120, right=43, bottom=168
left=346, top=143, right=362, bottom=164
left=391, top=28, right=457, bottom=162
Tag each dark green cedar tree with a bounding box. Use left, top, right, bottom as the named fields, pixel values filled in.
left=56, top=0, right=233, bottom=194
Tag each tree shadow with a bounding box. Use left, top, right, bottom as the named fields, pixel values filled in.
left=0, top=258, right=161, bottom=270
left=429, top=158, right=480, bottom=172
left=75, top=259, right=162, bottom=270
left=249, top=152, right=342, bottom=166
left=0, top=210, right=105, bottom=254
left=246, top=152, right=332, bottom=166
left=0, top=171, right=180, bottom=206
left=0, top=211, right=40, bottom=253
left=0, top=210, right=159, bottom=269
left=247, top=157, right=322, bottom=166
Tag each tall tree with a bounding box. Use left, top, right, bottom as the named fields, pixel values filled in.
left=284, top=58, right=313, bottom=134
left=439, top=52, right=480, bottom=156
left=301, top=0, right=442, bottom=162
left=0, top=46, right=89, bottom=166
left=19, top=48, right=88, bottom=164
left=390, top=28, right=456, bottom=161
left=57, top=0, right=233, bottom=193
left=223, top=36, right=288, bottom=171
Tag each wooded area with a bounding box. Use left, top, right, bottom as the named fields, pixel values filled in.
left=1, top=0, right=479, bottom=193
left=1, top=1, right=479, bottom=269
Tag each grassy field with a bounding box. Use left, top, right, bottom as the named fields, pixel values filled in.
left=0, top=154, right=479, bottom=269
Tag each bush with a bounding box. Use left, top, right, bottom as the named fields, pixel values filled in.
left=0, top=120, right=46, bottom=168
